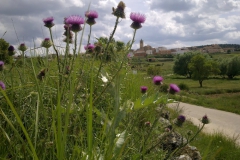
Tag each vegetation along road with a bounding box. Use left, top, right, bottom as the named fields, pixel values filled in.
left=168, top=102, right=240, bottom=145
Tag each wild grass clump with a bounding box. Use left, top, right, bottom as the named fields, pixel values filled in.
left=178, top=83, right=190, bottom=91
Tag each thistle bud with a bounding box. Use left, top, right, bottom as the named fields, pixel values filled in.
left=41, top=38, right=52, bottom=48
left=18, top=43, right=28, bottom=52
left=112, top=1, right=126, bottom=18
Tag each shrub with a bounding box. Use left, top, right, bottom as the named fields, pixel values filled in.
left=160, top=83, right=169, bottom=93
left=178, top=83, right=190, bottom=91
left=147, top=65, right=161, bottom=76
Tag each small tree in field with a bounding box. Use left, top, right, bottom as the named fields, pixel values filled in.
left=188, top=54, right=220, bottom=87
left=173, top=52, right=197, bottom=78
left=226, top=56, right=240, bottom=79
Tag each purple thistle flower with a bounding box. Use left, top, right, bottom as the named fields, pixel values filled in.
left=43, top=17, right=54, bottom=28
left=141, top=86, right=148, bottom=94
left=177, top=115, right=186, bottom=123
left=153, top=76, right=163, bottom=85
left=65, top=15, right=84, bottom=32
left=8, top=45, right=15, bottom=56
left=18, top=43, right=28, bottom=52
left=0, top=61, right=4, bottom=66
left=202, top=115, right=209, bottom=124
left=66, top=15, right=84, bottom=25
left=169, top=84, right=180, bottom=94
left=0, top=61, right=4, bottom=71
left=85, top=10, right=98, bottom=19
left=8, top=45, right=15, bottom=52
left=85, top=10, right=98, bottom=26
left=84, top=44, right=95, bottom=51
left=130, top=12, right=146, bottom=30
left=175, top=115, right=186, bottom=126
left=0, top=81, right=6, bottom=90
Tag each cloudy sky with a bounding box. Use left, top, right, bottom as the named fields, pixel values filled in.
left=1, top=0, right=240, bottom=54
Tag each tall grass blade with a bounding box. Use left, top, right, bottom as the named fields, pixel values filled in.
left=0, top=90, right=39, bottom=160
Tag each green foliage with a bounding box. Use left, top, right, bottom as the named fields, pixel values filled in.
left=147, top=65, right=161, bottom=76
left=0, top=38, right=13, bottom=64
left=188, top=54, right=220, bottom=87
left=173, top=52, right=197, bottom=78
left=160, top=83, right=169, bottom=93
left=178, top=83, right=190, bottom=91
left=226, top=56, right=240, bottom=79
left=218, top=58, right=228, bottom=77
left=218, top=56, right=240, bottom=79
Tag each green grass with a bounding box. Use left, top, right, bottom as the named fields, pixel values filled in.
left=131, top=54, right=240, bottom=114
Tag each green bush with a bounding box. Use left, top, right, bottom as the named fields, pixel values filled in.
left=147, top=65, right=161, bottom=76
left=178, top=83, right=190, bottom=91
left=160, top=83, right=169, bottom=93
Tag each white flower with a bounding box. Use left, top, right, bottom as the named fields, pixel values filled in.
left=101, top=75, right=108, bottom=83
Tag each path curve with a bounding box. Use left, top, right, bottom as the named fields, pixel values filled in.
left=168, top=102, right=240, bottom=145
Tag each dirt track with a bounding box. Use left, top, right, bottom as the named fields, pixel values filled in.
left=168, top=102, right=240, bottom=145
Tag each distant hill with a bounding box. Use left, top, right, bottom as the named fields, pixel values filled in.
left=194, top=44, right=240, bottom=50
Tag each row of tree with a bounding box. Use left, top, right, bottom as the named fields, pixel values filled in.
left=173, top=52, right=240, bottom=87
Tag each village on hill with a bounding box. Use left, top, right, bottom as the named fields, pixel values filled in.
left=129, top=39, right=240, bottom=58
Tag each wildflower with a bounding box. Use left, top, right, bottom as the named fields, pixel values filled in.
left=65, top=15, right=84, bottom=32
left=63, top=24, right=74, bottom=43
left=112, top=1, right=126, bottom=18
left=18, top=43, right=28, bottom=52
left=43, top=17, right=54, bottom=28
left=0, top=81, right=5, bottom=90
left=145, top=121, right=151, bottom=127
left=85, top=10, right=98, bottom=26
left=201, top=115, right=209, bottom=124
left=84, top=44, right=95, bottom=52
left=37, top=69, right=46, bottom=80
left=130, top=12, right=146, bottom=30
left=8, top=45, right=15, bottom=56
left=65, top=66, right=70, bottom=75
left=175, top=115, right=186, bottom=126
left=165, top=127, right=171, bottom=132
left=140, top=86, right=148, bottom=94
left=0, top=61, right=4, bottom=71
left=169, top=84, right=180, bottom=94
left=153, top=76, right=163, bottom=85
left=101, top=75, right=108, bottom=83
left=41, top=38, right=52, bottom=49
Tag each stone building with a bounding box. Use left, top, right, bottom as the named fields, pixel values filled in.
left=133, top=39, right=171, bottom=57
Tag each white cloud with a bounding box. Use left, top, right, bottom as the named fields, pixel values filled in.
left=225, top=31, right=240, bottom=39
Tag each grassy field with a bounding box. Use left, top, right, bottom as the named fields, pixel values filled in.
left=1, top=51, right=240, bottom=159
left=131, top=52, right=240, bottom=114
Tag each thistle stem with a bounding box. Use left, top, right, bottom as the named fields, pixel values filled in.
left=104, top=17, right=119, bottom=60
left=49, top=28, right=61, bottom=73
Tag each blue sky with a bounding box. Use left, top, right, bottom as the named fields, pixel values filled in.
left=1, top=0, right=240, bottom=54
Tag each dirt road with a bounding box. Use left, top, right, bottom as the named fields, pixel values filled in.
left=168, top=102, right=240, bottom=145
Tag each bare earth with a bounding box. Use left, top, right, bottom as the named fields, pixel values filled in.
left=168, top=102, right=240, bottom=145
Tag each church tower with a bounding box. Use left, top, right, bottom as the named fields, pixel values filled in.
left=140, top=39, right=143, bottom=49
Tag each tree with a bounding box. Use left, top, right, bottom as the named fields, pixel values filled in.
left=188, top=54, right=220, bottom=87
left=218, top=59, right=228, bottom=78
left=173, top=52, right=197, bottom=78
left=226, top=56, right=240, bottom=79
